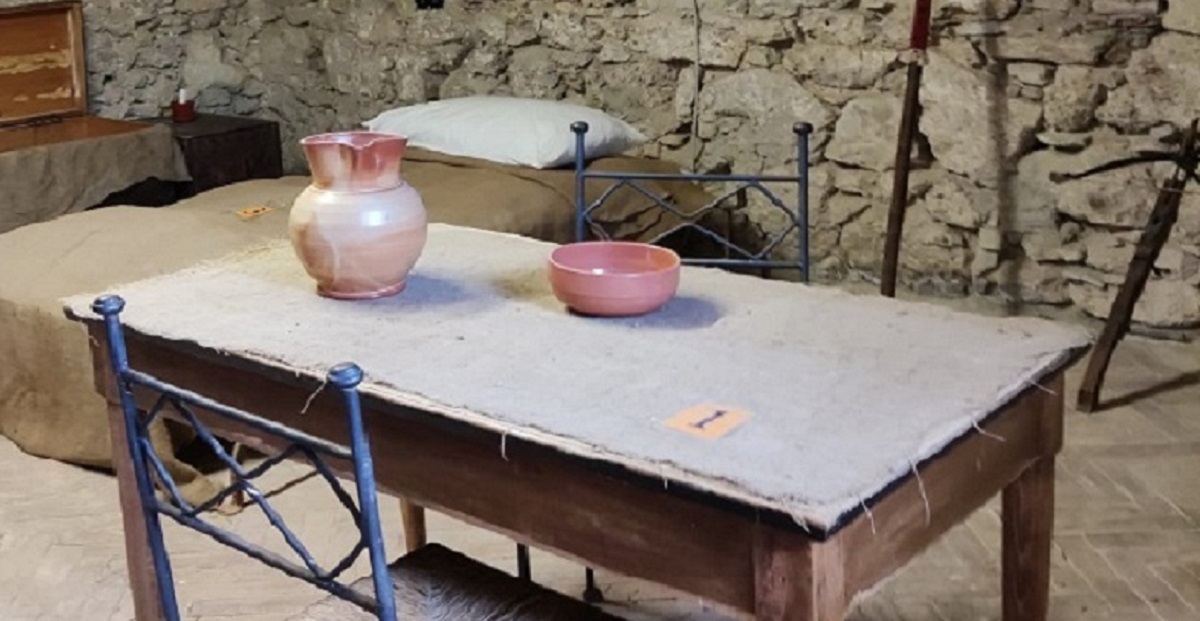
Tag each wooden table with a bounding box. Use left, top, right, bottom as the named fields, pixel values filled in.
left=67, top=225, right=1089, bottom=621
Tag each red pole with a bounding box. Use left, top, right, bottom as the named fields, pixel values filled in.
left=881, top=0, right=933, bottom=298
left=910, top=0, right=933, bottom=51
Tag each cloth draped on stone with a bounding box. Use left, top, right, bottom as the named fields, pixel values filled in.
left=0, top=124, right=190, bottom=235
left=64, top=225, right=1091, bottom=529
left=0, top=153, right=716, bottom=505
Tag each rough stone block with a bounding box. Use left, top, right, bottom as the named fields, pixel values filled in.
left=825, top=95, right=902, bottom=171
left=1164, top=0, right=1200, bottom=35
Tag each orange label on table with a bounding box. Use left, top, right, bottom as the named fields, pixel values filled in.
left=665, top=404, right=750, bottom=439
left=236, top=205, right=276, bottom=220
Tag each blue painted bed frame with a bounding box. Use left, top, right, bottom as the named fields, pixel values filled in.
left=93, top=295, right=398, bottom=621
left=572, top=121, right=814, bottom=282
left=540, top=121, right=816, bottom=600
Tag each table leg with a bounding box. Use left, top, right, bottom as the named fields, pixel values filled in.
left=753, top=528, right=845, bottom=621
left=107, top=402, right=166, bottom=621
left=399, top=497, right=427, bottom=552
left=1001, top=456, right=1055, bottom=621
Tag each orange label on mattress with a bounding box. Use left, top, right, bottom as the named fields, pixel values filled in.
left=665, top=405, right=750, bottom=439
left=236, top=205, right=276, bottom=220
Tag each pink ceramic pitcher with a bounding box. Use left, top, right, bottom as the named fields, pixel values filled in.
left=288, top=132, right=428, bottom=299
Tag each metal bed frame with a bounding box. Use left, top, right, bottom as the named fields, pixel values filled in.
left=571, top=120, right=814, bottom=282
left=516, top=121, right=818, bottom=601
left=92, top=295, right=398, bottom=621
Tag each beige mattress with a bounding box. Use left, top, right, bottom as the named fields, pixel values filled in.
left=0, top=124, right=190, bottom=235
left=0, top=150, right=712, bottom=502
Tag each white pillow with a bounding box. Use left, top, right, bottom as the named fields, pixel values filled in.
left=362, top=96, right=647, bottom=169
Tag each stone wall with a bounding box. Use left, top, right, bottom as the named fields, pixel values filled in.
left=7, top=0, right=1200, bottom=330
left=0, top=0, right=251, bottom=119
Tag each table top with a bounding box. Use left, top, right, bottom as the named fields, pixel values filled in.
left=64, top=225, right=1090, bottom=531
left=143, top=114, right=277, bottom=140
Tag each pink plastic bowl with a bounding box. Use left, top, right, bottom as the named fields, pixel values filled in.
left=548, top=241, right=681, bottom=317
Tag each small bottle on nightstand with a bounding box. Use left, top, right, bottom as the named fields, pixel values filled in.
left=170, top=88, right=196, bottom=124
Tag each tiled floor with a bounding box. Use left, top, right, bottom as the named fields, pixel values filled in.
left=1, top=337, right=1197, bottom=621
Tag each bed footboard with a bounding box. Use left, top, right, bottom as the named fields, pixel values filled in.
left=571, top=121, right=813, bottom=282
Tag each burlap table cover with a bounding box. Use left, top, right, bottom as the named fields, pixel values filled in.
left=64, top=224, right=1091, bottom=529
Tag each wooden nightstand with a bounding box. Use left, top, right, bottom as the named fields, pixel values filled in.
left=153, top=114, right=284, bottom=197
left=93, top=114, right=284, bottom=209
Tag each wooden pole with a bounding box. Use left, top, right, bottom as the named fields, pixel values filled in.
left=1076, top=120, right=1198, bottom=413
left=881, top=0, right=934, bottom=298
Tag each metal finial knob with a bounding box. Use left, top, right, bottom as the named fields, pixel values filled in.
left=327, top=362, right=364, bottom=388
left=91, top=295, right=126, bottom=317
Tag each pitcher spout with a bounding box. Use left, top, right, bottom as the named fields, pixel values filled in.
left=301, top=131, right=408, bottom=192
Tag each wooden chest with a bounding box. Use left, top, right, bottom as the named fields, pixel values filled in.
left=0, top=1, right=148, bottom=154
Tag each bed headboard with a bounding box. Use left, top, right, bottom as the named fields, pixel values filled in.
left=571, top=121, right=814, bottom=282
